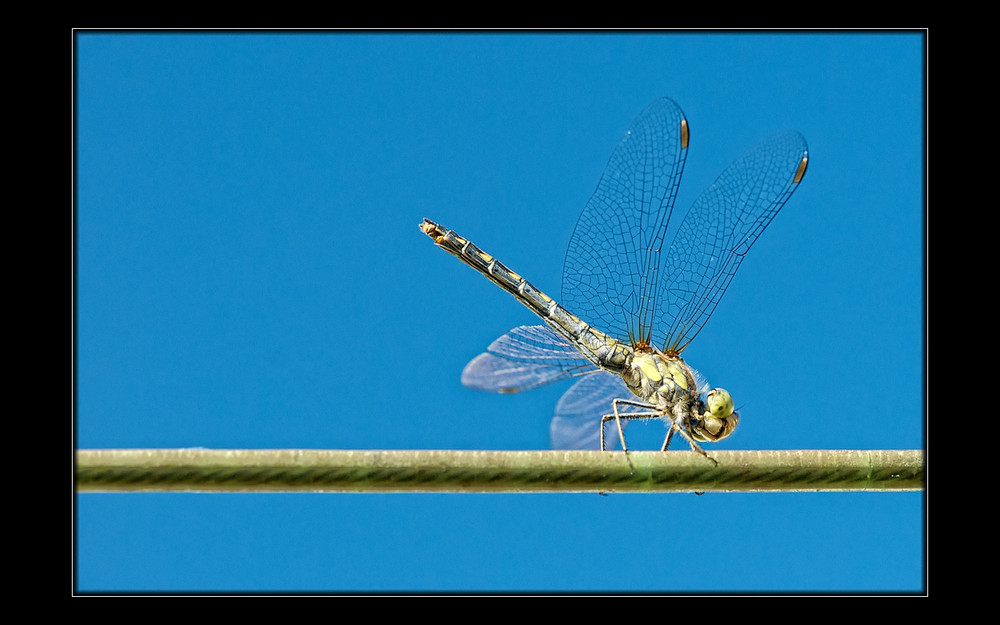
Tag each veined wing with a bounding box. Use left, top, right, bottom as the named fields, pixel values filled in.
left=549, top=371, right=649, bottom=450
left=461, top=325, right=598, bottom=393
left=561, top=97, right=689, bottom=347
left=657, top=130, right=809, bottom=353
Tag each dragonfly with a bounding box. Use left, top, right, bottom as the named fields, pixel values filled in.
left=420, top=97, right=808, bottom=461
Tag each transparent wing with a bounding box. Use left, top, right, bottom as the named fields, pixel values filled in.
left=549, top=371, right=653, bottom=450
left=461, top=325, right=597, bottom=393
left=550, top=372, right=628, bottom=450
left=561, top=97, right=689, bottom=346
left=657, top=130, right=809, bottom=353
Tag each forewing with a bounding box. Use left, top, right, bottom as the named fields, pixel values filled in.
left=461, top=325, right=597, bottom=393
left=656, top=130, right=809, bottom=353
left=561, top=97, right=689, bottom=346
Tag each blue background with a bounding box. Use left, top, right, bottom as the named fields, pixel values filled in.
left=75, top=31, right=924, bottom=592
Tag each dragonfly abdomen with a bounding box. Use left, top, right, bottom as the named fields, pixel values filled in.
left=420, top=218, right=629, bottom=372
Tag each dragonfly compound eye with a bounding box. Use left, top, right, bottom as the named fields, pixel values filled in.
left=705, top=388, right=734, bottom=419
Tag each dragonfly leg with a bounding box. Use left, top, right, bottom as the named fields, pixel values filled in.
left=660, top=425, right=676, bottom=452
left=673, top=424, right=718, bottom=466
left=599, top=411, right=629, bottom=452
left=602, top=398, right=658, bottom=451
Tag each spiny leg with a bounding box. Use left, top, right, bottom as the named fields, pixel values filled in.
left=601, top=398, right=658, bottom=452
left=662, top=401, right=719, bottom=465
left=671, top=420, right=718, bottom=466
left=599, top=399, right=716, bottom=465
left=660, top=425, right=676, bottom=452
left=601, top=400, right=661, bottom=476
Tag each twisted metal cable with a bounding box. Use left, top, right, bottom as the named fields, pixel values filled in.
left=76, top=449, right=924, bottom=493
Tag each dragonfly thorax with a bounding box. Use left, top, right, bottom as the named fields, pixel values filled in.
left=622, top=351, right=696, bottom=404
left=622, top=350, right=740, bottom=444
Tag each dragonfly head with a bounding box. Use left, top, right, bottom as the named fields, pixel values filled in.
left=689, top=388, right=739, bottom=443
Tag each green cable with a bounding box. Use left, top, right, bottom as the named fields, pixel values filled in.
left=76, top=449, right=924, bottom=493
